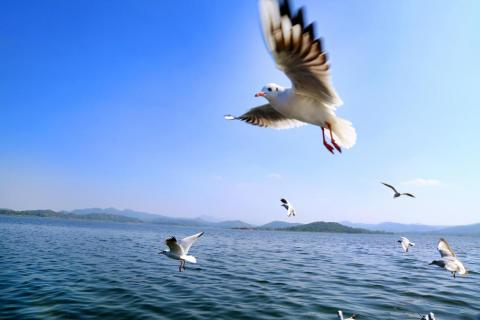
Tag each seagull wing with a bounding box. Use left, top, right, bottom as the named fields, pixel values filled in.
left=402, top=193, right=415, bottom=198
left=179, top=232, right=204, bottom=255
left=165, top=238, right=184, bottom=256
left=280, top=198, right=288, bottom=204
left=228, top=104, right=305, bottom=129
left=381, top=182, right=398, bottom=194
left=259, top=0, right=342, bottom=108
left=438, top=238, right=456, bottom=257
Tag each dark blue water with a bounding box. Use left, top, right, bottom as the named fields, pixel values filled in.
left=1, top=216, right=479, bottom=319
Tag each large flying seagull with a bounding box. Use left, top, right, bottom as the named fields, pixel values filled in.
left=225, top=0, right=356, bottom=154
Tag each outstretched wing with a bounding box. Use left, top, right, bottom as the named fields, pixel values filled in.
left=179, top=232, right=204, bottom=255
left=438, top=238, right=455, bottom=258
left=226, top=104, right=305, bottom=129
left=381, top=182, right=398, bottom=193
left=280, top=198, right=288, bottom=204
left=166, top=238, right=184, bottom=256
left=259, top=0, right=342, bottom=108
left=402, top=193, right=415, bottom=198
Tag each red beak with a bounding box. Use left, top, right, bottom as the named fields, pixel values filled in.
left=254, top=92, right=265, bottom=97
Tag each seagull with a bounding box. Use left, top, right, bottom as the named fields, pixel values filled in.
left=381, top=182, right=415, bottom=198
left=398, top=236, right=415, bottom=252
left=419, top=313, right=436, bottom=320
left=337, top=311, right=357, bottom=320
left=224, top=0, right=356, bottom=154
left=429, top=238, right=467, bottom=278
left=159, top=232, right=204, bottom=272
left=280, top=198, right=296, bottom=217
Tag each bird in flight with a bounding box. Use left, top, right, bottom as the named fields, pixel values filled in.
left=225, top=0, right=356, bottom=154
left=337, top=311, right=358, bottom=320
left=381, top=182, right=415, bottom=198
left=160, top=232, right=204, bottom=272
left=429, top=238, right=467, bottom=278
left=280, top=198, right=296, bottom=217
left=419, top=312, right=436, bottom=320
left=398, top=237, right=415, bottom=252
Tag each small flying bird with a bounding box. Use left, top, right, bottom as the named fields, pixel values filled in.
left=225, top=0, right=356, bottom=154
left=280, top=198, right=296, bottom=217
left=159, top=232, right=204, bottom=272
left=398, top=237, right=415, bottom=252
left=381, top=182, right=415, bottom=198
left=337, top=311, right=357, bottom=320
left=429, top=238, right=467, bottom=278
left=419, top=312, right=436, bottom=320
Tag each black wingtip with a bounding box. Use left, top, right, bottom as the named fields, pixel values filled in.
left=292, top=7, right=305, bottom=28
left=279, top=0, right=292, bottom=18
left=305, top=22, right=316, bottom=39
left=317, top=37, right=324, bottom=52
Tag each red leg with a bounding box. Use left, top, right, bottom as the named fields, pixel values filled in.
left=327, top=123, right=342, bottom=153
left=322, top=127, right=334, bottom=154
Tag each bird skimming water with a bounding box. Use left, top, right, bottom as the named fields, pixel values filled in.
left=225, top=0, right=356, bottom=154
left=337, top=311, right=358, bottom=320
left=160, top=232, right=204, bottom=272
left=420, top=312, right=436, bottom=320
left=398, top=237, right=415, bottom=252
left=430, top=238, right=467, bottom=278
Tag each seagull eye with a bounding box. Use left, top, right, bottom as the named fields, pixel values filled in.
left=268, top=87, right=272, bottom=92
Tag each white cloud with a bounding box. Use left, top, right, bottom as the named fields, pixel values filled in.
left=267, top=173, right=282, bottom=180
left=403, top=178, right=441, bottom=187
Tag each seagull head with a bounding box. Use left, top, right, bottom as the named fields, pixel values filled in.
left=255, top=83, right=285, bottom=100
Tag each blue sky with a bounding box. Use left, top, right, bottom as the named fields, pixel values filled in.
left=1, top=0, right=479, bottom=225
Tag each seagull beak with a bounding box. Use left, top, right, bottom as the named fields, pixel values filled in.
left=254, top=91, right=265, bottom=97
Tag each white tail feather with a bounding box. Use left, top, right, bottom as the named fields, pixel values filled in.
left=331, top=116, right=357, bottom=149
left=181, top=255, right=197, bottom=263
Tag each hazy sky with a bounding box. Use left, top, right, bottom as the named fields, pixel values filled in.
left=1, top=0, right=480, bottom=225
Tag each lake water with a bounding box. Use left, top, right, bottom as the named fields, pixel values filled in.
left=1, top=215, right=479, bottom=319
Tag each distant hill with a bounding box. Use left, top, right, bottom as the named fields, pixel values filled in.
left=71, top=208, right=163, bottom=222
left=432, top=223, right=480, bottom=235
left=0, top=209, right=141, bottom=223
left=259, top=221, right=302, bottom=229
left=71, top=208, right=213, bottom=226
left=151, top=216, right=211, bottom=227
left=341, top=221, right=445, bottom=233
left=215, top=220, right=254, bottom=228
left=284, top=221, right=380, bottom=234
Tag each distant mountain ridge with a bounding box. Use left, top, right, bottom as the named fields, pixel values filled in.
left=341, top=221, right=445, bottom=233
left=2, top=207, right=479, bottom=235
left=259, top=221, right=302, bottom=229
left=70, top=208, right=254, bottom=228
left=431, top=223, right=480, bottom=235
left=284, top=221, right=380, bottom=234
left=341, top=221, right=480, bottom=235
left=0, top=209, right=141, bottom=223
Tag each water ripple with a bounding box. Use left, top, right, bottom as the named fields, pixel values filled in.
left=1, top=216, right=479, bottom=319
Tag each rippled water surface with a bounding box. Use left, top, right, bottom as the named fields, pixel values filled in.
left=1, top=216, right=479, bottom=319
